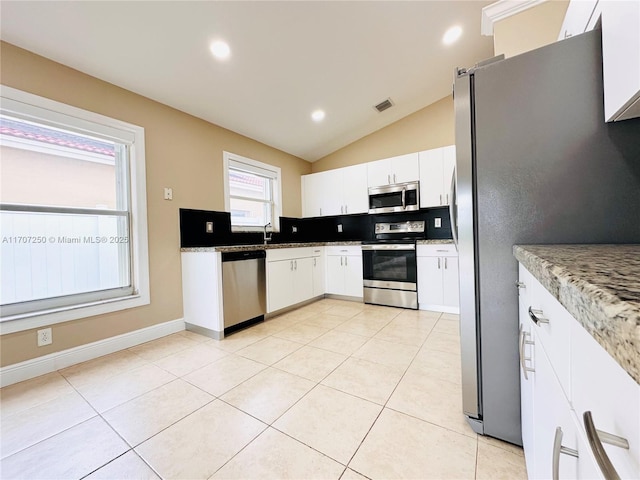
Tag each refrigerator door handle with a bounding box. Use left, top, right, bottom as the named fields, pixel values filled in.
left=449, top=167, right=458, bottom=249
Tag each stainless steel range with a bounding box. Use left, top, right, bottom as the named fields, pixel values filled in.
left=362, top=220, right=425, bottom=309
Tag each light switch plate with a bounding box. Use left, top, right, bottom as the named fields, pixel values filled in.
left=163, top=187, right=173, bottom=200
left=434, top=218, right=442, bottom=228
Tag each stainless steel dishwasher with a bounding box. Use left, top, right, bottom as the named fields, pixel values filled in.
left=221, top=250, right=266, bottom=335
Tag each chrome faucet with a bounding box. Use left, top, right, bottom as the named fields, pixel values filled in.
left=263, top=223, right=272, bottom=244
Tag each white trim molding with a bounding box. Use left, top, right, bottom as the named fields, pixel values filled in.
left=481, top=0, right=548, bottom=35
left=0, top=318, right=185, bottom=387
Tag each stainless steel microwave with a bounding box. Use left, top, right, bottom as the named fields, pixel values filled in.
left=368, top=181, right=419, bottom=214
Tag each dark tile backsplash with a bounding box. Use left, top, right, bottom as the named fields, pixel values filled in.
left=180, top=207, right=452, bottom=247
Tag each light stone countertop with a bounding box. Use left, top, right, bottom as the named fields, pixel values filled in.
left=181, top=241, right=362, bottom=253
left=416, top=239, right=455, bottom=245
left=514, top=244, right=640, bottom=385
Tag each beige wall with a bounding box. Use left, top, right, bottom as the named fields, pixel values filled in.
left=311, top=96, right=454, bottom=173
left=493, top=1, right=569, bottom=58
left=0, top=41, right=311, bottom=367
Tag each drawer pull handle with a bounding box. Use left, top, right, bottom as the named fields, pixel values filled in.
left=516, top=281, right=526, bottom=289
left=528, top=306, right=549, bottom=325
left=552, top=427, right=579, bottom=480
left=518, top=325, right=535, bottom=380
left=583, top=411, right=629, bottom=480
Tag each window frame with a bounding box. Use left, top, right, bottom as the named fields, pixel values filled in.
left=0, top=85, right=150, bottom=335
left=223, top=151, right=282, bottom=232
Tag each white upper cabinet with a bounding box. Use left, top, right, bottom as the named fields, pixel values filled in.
left=557, top=0, right=600, bottom=40
left=302, top=164, right=367, bottom=217
left=366, top=152, right=419, bottom=187
left=601, top=0, right=640, bottom=121
left=419, top=145, right=455, bottom=208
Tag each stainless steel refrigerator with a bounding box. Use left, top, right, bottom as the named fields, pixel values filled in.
left=451, top=29, right=640, bottom=445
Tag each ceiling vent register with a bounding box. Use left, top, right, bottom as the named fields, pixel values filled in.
left=374, top=98, right=394, bottom=113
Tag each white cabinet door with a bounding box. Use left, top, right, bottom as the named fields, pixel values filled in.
left=390, top=153, right=419, bottom=184
left=558, top=0, right=599, bottom=40
left=343, top=254, right=363, bottom=298
left=442, top=146, right=456, bottom=206
left=367, top=158, right=391, bottom=187
left=325, top=255, right=345, bottom=295
left=442, top=256, right=459, bottom=308
left=601, top=0, right=640, bottom=121
left=312, top=254, right=325, bottom=297
left=341, top=164, right=368, bottom=214
left=267, top=259, right=294, bottom=312
left=417, top=257, right=442, bottom=306
left=419, top=148, right=445, bottom=208
left=302, top=174, right=322, bottom=218
left=319, top=169, right=342, bottom=217
left=293, top=257, right=314, bottom=304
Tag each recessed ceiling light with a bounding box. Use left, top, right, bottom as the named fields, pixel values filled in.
left=311, top=110, right=325, bottom=122
left=442, top=26, right=463, bottom=46
left=210, top=40, right=231, bottom=60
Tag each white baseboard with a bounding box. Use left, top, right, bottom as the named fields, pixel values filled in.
left=0, top=318, right=185, bottom=388
left=419, top=304, right=460, bottom=314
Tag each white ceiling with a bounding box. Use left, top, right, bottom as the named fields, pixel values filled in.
left=0, top=1, right=495, bottom=162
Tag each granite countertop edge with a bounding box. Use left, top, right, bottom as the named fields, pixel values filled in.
left=513, top=245, right=640, bottom=385
left=182, top=238, right=454, bottom=252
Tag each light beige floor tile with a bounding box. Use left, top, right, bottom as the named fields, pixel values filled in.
left=334, top=316, right=389, bottom=337
left=135, top=400, right=265, bottom=480
left=476, top=440, right=527, bottom=479
left=103, top=379, right=213, bottom=446
left=211, top=427, right=344, bottom=479
left=273, top=323, right=330, bottom=344
left=128, top=333, right=201, bottom=361
left=221, top=368, right=315, bottom=424
left=352, top=337, right=419, bottom=370
left=324, top=304, right=366, bottom=318
left=410, top=348, right=462, bottom=385
left=274, top=346, right=347, bottom=382
left=340, top=468, right=369, bottom=480
left=355, top=306, right=400, bottom=322
left=300, top=312, right=349, bottom=329
left=294, top=300, right=336, bottom=314
left=274, top=384, right=382, bottom=464
left=440, top=313, right=460, bottom=321
left=178, top=329, right=211, bottom=343
left=478, top=434, right=525, bottom=456
left=153, top=342, right=229, bottom=377
left=247, top=319, right=290, bottom=336
left=349, top=408, right=477, bottom=479
left=387, top=313, right=438, bottom=333
left=235, top=336, right=303, bottom=365
left=1, top=391, right=96, bottom=459
left=212, top=328, right=269, bottom=353
left=395, top=309, right=442, bottom=321
left=274, top=308, right=318, bottom=322
left=85, top=450, right=160, bottom=480
left=60, top=350, right=148, bottom=389
left=184, top=354, right=266, bottom=396
left=309, top=330, right=369, bottom=356
left=433, top=317, right=461, bottom=336
left=322, top=357, right=404, bottom=405
left=386, top=371, right=475, bottom=438
left=374, top=322, right=432, bottom=347
left=1, top=417, right=129, bottom=480
left=77, top=364, right=176, bottom=412
left=423, top=330, right=461, bottom=355
left=0, top=372, right=75, bottom=417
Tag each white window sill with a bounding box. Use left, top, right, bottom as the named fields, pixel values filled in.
left=0, top=293, right=150, bottom=335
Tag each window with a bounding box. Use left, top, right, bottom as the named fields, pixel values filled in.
left=0, top=86, right=149, bottom=333
left=223, top=152, right=282, bottom=230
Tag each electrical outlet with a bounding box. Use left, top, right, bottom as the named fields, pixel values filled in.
left=434, top=218, right=442, bottom=228
left=37, top=328, right=52, bottom=347
left=292, top=226, right=298, bottom=233
left=337, top=224, right=343, bottom=233
left=205, top=221, right=214, bottom=233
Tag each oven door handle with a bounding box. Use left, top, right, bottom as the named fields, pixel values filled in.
left=362, top=244, right=416, bottom=251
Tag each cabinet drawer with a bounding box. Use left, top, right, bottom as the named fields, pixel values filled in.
left=416, top=244, right=457, bottom=257
left=571, top=319, right=640, bottom=479
left=310, top=247, right=324, bottom=257
left=527, top=274, right=572, bottom=400
left=267, top=247, right=316, bottom=262
left=325, top=245, right=361, bottom=257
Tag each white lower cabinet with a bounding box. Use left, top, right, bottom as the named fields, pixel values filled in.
left=267, top=248, right=317, bottom=313
left=325, top=245, right=363, bottom=298
left=311, top=247, right=325, bottom=298
left=417, top=244, right=459, bottom=313
left=518, top=263, right=639, bottom=480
